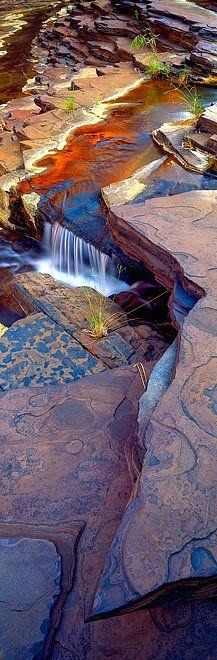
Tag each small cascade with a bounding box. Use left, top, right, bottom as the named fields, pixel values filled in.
left=38, top=222, right=129, bottom=296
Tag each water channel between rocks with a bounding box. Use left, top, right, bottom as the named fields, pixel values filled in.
left=1, top=65, right=217, bottom=335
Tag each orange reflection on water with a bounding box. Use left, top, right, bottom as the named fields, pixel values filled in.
left=19, top=82, right=184, bottom=200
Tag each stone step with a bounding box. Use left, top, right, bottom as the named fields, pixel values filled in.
left=0, top=312, right=105, bottom=391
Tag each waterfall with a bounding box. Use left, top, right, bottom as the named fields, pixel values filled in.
left=37, top=222, right=129, bottom=296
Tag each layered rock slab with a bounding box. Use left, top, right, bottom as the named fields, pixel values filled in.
left=92, top=190, right=217, bottom=616
left=153, top=122, right=213, bottom=173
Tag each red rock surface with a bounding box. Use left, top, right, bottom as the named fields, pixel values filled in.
left=0, top=366, right=143, bottom=654
left=1, top=365, right=216, bottom=658
left=92, top=190, right=217, bottom=615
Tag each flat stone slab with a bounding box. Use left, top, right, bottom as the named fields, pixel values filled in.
left=92, top=190, right=217, bottom=616
left=0, top=311, right=104, bottom=389
left=0, top=537, right=61, bottom=659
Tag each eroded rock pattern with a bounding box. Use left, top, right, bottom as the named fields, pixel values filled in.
left=0, top=311, right=105, bottom=389
left=0, top=366, right=143, bottom=656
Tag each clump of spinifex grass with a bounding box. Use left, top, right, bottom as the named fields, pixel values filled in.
left=64, top=94, right=76, bottom=113
left=82, top=289, right=168, bottom=340
left=179, top=86, right=205, bottom=118
left=147, top=55, right=171, bottom=78
left=131, top=28, right=157, bottom=51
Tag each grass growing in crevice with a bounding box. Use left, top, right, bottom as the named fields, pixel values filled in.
left=147, top=55, right=171, bottom=78
left=134, top=9, right=141, bottom=21
left=179, top=86, right=205, bottom=118
left=82, top=289, right=168, bottom=340
left=131, top=28, right=157, bottom=51
left=131, top=34, right=146, bottom=50
left=64, top=94, right=76, bottom=113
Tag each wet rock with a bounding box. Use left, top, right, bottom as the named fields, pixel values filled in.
left=0, top=311, right=105, bottom=389
left=102, top=157, right=167, bottom=206
left=0, top=537, right=61, bottom=659
left=102, top=175, right=146, bottom=206
left=21, top=191, right=41, bottom=229
left=153, top=122, right=213, bottom=172
left=114, top=279, right=168, bottom=323
left=92, top=190, right=217, bottom=615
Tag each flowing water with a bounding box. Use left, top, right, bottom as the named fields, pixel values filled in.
left=40, top=222, right=129, bottom=295
left=1, top=16, right=217, bottom=317
left=17, top=81, right=217, bottom=296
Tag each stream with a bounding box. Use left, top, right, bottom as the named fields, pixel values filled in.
left=0, top=4, right=217, bottom=328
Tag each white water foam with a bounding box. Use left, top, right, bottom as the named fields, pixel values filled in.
left=37, top=222, right=129, bottom=296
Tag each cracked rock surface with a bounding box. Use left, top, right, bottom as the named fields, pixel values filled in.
left=92, top=190, right=217, bottom=615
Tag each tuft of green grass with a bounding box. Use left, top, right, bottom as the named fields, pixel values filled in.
left=180, top=87, right=205, bottom=118
left=131, top=29, right=157, bottom=51
left=147, top=55, right=171, bottom=78
left=131, top=34, right=146, bottom=50
left=93, top=96, right=101, bottom=106
left=64, top=94, right=76, bottom=113
left=82, top=289, right=167, bottom=340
